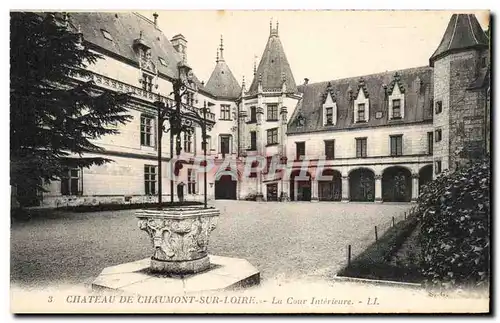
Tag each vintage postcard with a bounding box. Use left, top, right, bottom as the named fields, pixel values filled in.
left=10, top=9, right=491, bottom=314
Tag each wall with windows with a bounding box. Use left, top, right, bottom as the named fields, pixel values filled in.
left=432, top=50, right=477, bottom=176
left=208, top=99, right=238, bottom=157
left=286, top=122, right=434, bottom=161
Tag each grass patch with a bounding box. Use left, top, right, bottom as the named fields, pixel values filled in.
left=337, top=215, right=422, bottom=283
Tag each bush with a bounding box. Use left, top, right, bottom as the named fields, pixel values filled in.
left=417, top=159, right=490, bottom=289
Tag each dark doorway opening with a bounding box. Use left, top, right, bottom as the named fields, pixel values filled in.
left=349, top=168, right=375, bottom=202
left=382, top=166, right=412, bottom=202
left=215, top=174, right=237, bottom=200
left=266, top=183, right=278, bottom=201
left=318, top=169, right=342, bottom=201
left=418, top=164, right=433, bottom=194
left=290, top=170, right=311, bottom=201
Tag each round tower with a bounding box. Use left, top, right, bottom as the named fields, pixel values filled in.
left=430, top=13, right=489, bottom=176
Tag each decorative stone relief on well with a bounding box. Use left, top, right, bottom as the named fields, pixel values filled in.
left=138, top=216, right=218, bottom=261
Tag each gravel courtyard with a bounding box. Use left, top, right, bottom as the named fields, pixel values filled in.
left=11, top=201, right=411, bottom=289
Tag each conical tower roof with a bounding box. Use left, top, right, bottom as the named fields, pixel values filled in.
left=429, top=14, right=489, bottom=66
left=204, top=36, right=241, bottom=100
left=248, top=21, right=297, bottom=94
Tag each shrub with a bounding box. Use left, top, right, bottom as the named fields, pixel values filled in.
left=417, top=159, right=490, bottom=289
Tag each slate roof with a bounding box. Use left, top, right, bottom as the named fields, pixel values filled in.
left=429, top=14, right=489, bottom=66
left=68, top=12, right=206, bottom=90
left=247, top=25, right=297, bottom=94
left=204, top=45, right=241, bottom=100
left=288, top=66, right=434, bottom=134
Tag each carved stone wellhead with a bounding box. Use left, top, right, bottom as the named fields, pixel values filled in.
left=136, top=207, right=220, bottom=274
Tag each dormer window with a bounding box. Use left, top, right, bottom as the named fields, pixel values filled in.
left=322, top=83, right=337, bottom=126
left=325, top=107, right=333, bottom=125
left=388, top=73, right=405, bottom=120
left=353, top=79, right=370, bottom=123
left=357, top=104, right=366, bottom=123
left=142, top=73, right=153, bottom=92
left=101, top=29, right=113, bottom=41
left=392, top=99, right=401, bottom=119
left=158, top=57, right=168, bottom=67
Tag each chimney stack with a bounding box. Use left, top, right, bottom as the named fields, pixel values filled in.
left=153, top=12, right=158, bottom=26
left=171, top=34, right=188, bottom=63
left=304, top=78, right=309, bottom=85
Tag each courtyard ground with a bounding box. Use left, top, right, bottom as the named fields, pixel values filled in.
left=11, top=201, right=411, bottom=289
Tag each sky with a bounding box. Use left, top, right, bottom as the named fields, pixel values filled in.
left=141, top=10, right=489, bottom=87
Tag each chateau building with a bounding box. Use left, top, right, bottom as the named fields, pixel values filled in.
left=22, top=12, right=490, bottom=207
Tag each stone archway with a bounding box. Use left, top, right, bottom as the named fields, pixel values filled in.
left=349, top=168, right=375, bottom=202
left=318, top=169, right=342, bottom=201
left=418, top=164, right=433, bottom=193
left=214, top=174, right=237, bottom=200
left=290, top=170, right=311, bottom=201
left=382, top=166, right=412, bottom=202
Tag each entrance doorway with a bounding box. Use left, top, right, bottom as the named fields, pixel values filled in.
left=318, top=169, right=342, bottom=201
left=382, top=166, right=412, bottom=202
left=214, top=175, right=237, bottom=200
left=290, top=170, right=311, bottom=201
left=349, top=168, right=375, bottom=202
left=266, top=183, right=278, bottom=201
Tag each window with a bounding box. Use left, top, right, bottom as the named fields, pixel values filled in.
left=435, top=100, right=443, bottom=114
left=183, top=130, right=192, bottom=153
left=435, top=160, right=442, bottom=174
left=427, top=132, right=434, bottom=155
left=158, top=57, right=168, bottom=66
left=220, top=105, right=231, bottom=120
left=250, top=131, right=257, bottom=150
left=144, top=165, right=157, bottom=195
left=101, top=29, right=113, bottom=41
left=325, top=107, right=333, bottom=125
left=140, top=115, right=154, bottom=147
left=356, top=138, right=367, bottom=158
left=324, top=140, right=335, bottom=160
left=141, top=73, right=153, bottom=92
left=61, top=168, right=82, bottom=196
left=267, top=128, right=279, bottom=145
left=220, top=135, right=231, bottom=157
left=357, top=103, right=366, bottom=122
left=184, top=92, right=195, bottom=106
left=249, top=106, right=257, bottom=123
left=390, top=135, right=403, bottom=156
left=187, top=169, right=196, bottom=194
left=435, top=129, right=442, bottom=142
left=267, top=104, right=278, bottom=121
left=392, top=99, right=401, bottom=119
left=296, top=142, right=305, bottom=160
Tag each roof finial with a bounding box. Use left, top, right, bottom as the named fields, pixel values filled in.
left=276, top=20, right=279, bottom=34
left=242, top=75, right=246, bottom=88
left=216, top=48, right=219, bottom=63
left=258, top=72, right=262, bottom=84
left=270, top=18, right=273, bottom=34
left=219, top=34, right=224, bottom=60
left=139, top=30, right=143, bottom=40
left=153, top=12, right=158, bottom=26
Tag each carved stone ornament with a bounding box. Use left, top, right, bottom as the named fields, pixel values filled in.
left=136, top=207, right=220, bottom=274
left=140, top=49, right=157, bottom=74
